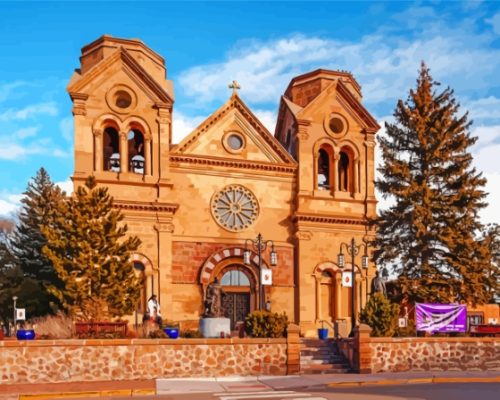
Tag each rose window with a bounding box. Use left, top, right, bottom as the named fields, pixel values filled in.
left=211, top=185, right=259, bottom=232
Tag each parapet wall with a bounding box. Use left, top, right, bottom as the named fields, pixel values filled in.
left=368, top=337, right=500, bottom=372
left=0, top=338, right=289, bottom=384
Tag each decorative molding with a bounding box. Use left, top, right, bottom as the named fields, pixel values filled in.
left=295, top=231, right=313, bottom=241
left=92, top=129, right=103, bottom=138
left=293, top=213, right=368, bottom=226
left=336, top=81, right=380, bottom=132
left=296, top=118, right=311, bottom=140
left=154, top=223, right=174, bottom=233
left=169, top=154, right=297, bottom=174
left=113, top=200, right=178, bottom=214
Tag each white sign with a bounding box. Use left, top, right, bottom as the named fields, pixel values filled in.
left=16, top=308, right=26, bottom=321
left=341, top=271, right=352, bottom=287
left=398, top=317, right=407, bottom=328
left=261, top=268, right=272, bottom=285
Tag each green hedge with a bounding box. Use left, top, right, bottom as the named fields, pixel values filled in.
left=245, top=310, right=288, bottom=338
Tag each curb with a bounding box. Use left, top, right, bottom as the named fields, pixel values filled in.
left=327, top=376, right=500, bottom=388
left=18, top=389, right=156, bottom=399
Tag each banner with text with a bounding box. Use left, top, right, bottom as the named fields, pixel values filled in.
left=415, top=303, right=466, bottom=333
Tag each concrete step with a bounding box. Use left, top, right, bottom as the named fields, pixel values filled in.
left=300, top=363, right=351, bottom=374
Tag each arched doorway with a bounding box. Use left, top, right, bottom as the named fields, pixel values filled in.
left=217, top=265, right=255, bottom=329
left=320, top=270, right=336, bottom=321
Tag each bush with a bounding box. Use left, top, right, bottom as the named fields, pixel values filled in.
left=359, top=293, right=399, bottom=337
left=394, top=318, right=416, bottom=337
left=181, top=329, right=203, bottom=338
left=148, top=329, right=168, bottom=339
left=245, top=310, right=288, bottom=338
left=31, top=313, right=73, bottom=339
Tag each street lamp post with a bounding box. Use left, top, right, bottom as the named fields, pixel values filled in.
left=338, top=238, right=369, bottom=335
left=12, top=296, right=18, bottom=336
left=243, top=233, right=278, bottom=310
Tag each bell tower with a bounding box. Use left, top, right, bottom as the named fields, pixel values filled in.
left=67, top=35, right=174, bottom=200
left=275, top=69, right=380, bottom=335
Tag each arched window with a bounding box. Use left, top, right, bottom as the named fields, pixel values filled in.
left=127, top=129, right=145, bottom=174
left=317, top=149, right=330, bottom=190
left=338, top=151, right=350, bottom=192
left=133, top=261, right=146, bottom=314
left=103, top=127, right=120, bottom=172
left=220, top=270, right=250, bottom=286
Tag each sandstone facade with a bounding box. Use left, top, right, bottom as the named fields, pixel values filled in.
left=67, top=35, right=380, bottom=336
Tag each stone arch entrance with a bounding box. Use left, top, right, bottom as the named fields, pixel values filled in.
left=199, top=247, right=268, bottom=329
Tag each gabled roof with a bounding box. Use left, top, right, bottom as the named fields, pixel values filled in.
left=173, top=93, right=295, bottom=164
left=67, top=47, right=173, bottom=105
left=283, top=79, right=380, bottom=133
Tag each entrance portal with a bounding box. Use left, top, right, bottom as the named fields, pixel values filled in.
left=222, top=293, right=250, bottom=330
left=219, top=267, right=254, bottom=329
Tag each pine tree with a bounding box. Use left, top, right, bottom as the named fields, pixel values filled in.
left=42, top=176, right=142, bottom=320
left=374, top=63, right=494, bottom=306
left=359, top=293, right=400, bottom=337
left=9, top=167, right=65, bottom=313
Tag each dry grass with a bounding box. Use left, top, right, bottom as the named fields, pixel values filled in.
left=31, top=313, right=74, bottom=339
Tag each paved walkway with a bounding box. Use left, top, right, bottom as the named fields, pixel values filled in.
left=1, top=371, right=498, bottom=399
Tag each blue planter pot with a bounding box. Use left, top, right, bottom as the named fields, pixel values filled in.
left=163, top=328, right=179, bottom=339
left=16, top=329, right=35, bottom=340
left=318, top=328, right=328, bottom=340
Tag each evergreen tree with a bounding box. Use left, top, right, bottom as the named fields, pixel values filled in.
left=374, top=63, right=494, bottom=306
left=9, top=167, right=65, bottom=313
left=359, top=293, right=400, bottom=337
left=42, top=176, right=142, bottom=320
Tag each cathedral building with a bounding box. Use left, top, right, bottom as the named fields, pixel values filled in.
left=67, top=35, right=380, bottom=337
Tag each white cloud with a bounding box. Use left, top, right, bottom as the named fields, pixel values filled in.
left=0, top=81, right=27, bottom=103
left=466, top=96, right=500, bottom=121
left=486, top=11, right=500, bottom=35
left=0, top=192, right=23, bottom=218
left=55, top=179, right=73, bottom=195
left=171, top=111, right=205, bottom=144
left=252, top=109, right=277, bottom=133
left=59, top=117, right=73, bottom=142
left=0, top=102, right=58, bottom=121
left=480, top=172, right=500, bottom=224
left=15, top=126, right=39, bottom=139
left=471, top=124, right=500, bottom=163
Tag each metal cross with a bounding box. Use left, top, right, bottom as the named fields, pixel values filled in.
left=228, top=80, right=241, bottom=94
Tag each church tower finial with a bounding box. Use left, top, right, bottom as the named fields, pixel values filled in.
left=228, top=80, right=241, bottom=95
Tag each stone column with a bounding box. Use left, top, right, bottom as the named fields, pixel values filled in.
left=354, top=158, right=360, bottom=193
left=119, top=131, right=129, bottom=173
left=335, top=274, right=342, bottom=319
left=315, top=276, right=321, bottom=322
left=155, top=221, right=174, bottom=320
left=156, top=106, right=171, bottom=193
left=286, top=324, right=301, bottom=375
left=332, top=152, right=340, bottom=195
left=364, top=139, right=376, bottom=201
left=70, top=92, right=90, bottom=179
left=93, top=129, right=103, bottom=172
left=354, top=323, right=372, bottom=373
left=144, top=137, right=152, bottom=176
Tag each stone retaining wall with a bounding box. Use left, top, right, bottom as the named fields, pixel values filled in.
left=368, top=337, right=500, bottom=373
left=0, top=338, right=289, bottom=384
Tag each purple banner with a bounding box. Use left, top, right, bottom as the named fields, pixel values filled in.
left=416, top=303, right=467, bottom=333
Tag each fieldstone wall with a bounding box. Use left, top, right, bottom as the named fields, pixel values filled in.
left=0, top=338, right=287, bottom=384
left=368, top=337, right=500, bottom=373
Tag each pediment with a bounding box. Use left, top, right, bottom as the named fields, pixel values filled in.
left=173, top=95, right=295, bottom=165
left=295, top=80, right=380, bottom=133
left=67, top=47, right=173, bottom=106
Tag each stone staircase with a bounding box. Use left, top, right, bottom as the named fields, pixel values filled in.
left=300, top=338, right=351, bottom=374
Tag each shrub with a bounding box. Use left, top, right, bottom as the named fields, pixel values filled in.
left=245, top=310, right=288, bottom=338
left=181, top=329, right=203, bottom=338
left=359, top=293, right=399, bottom=337
left=148, top=329, right=168, bottom=339
left=31, top=312, right=73, bottom=339
left=394, top=318, right=416, bottom=337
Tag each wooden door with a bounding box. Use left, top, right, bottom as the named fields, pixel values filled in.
left=222, top=292, right=250, bottom=330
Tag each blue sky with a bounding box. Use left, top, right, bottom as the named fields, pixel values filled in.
left=1, top=0, right=499, bottom=225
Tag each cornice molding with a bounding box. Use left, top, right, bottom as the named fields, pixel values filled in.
left=293, top=213, right=368, bottom=226
left=113, top=200, right=178, bottom=214
left=170, top=154, right=297, bottom=174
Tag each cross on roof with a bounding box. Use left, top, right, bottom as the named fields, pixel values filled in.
left=228, top=80, right=241, bottom=94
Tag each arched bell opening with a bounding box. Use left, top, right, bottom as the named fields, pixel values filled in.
left=103, top=127, right=120, bottom=172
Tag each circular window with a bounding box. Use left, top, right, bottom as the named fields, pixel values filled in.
left=211, top=185, right=259, bottom=232
left=324, top=113, right=348, bottom=137
left=106, top=85, right=137, bottom=114
left=329, top=117, right=344, bottom=134
left=227, top=134, right=243, bottom=150
left=115, top=90, right=132, bottom=109
left=222, top=131, right=246, bottom=154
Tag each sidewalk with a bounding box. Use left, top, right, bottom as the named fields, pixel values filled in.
left=1, top=371, right=499, bottom=399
